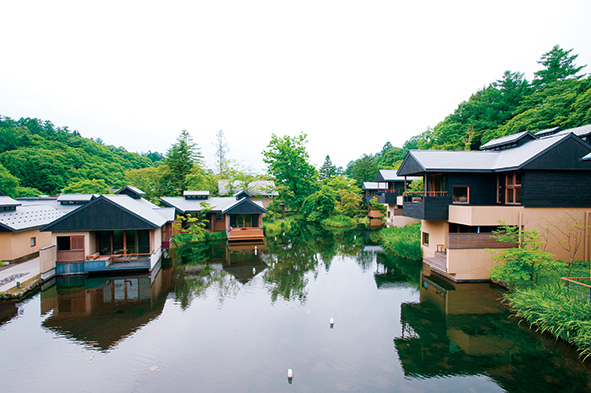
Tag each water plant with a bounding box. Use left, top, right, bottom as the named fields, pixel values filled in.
left=504, top=284, right=591, bottom=360
left=379, top=223, right=422, bottom=261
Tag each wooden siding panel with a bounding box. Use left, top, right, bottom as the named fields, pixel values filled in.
left=523, top=170, right=591, bottom=207
left=448, top=233, right=516, bottom=249
left=447, top=173, right=497, bottom=206
left=523, top=136, right=591, bottom=170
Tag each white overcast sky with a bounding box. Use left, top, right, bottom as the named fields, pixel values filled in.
left=1, top=0, right=590, bottom=173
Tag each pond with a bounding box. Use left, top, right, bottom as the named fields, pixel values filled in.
left=1, top=223, right=590, bottom=392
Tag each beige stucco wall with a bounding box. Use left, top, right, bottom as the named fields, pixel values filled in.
left=40, top=245, right=56, bottom=276
left=420, top=220, right=447, bottom=258
left=520, top=208, right=591, bottom=262
left=151, top=228, right=161, bottom=253
left=448, top=205, right=522, bottom=226
left=428, top=207, right=591, bottom=282
left=446, top=248, right=503, bottom=281
left=0, top=228, right=52, bottom=262
left=50, top=232, right=92, bottom=256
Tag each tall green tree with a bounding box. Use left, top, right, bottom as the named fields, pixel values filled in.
left=163, top=130, right=202, bottom=196
left=345, top=154, right=378, bottom=187
left=262, top=133, right=317, bottom=210
left=318, top=155, right=338, bottom=180
left=533, top=45, right=586, bottom=88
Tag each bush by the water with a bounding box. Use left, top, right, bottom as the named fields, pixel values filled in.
left=504, top=284, right=591, bottom=360
left=380, top=223, right=422, bottom=261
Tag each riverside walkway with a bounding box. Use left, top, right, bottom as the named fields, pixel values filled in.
left=0, top=258, right=40, bottom=295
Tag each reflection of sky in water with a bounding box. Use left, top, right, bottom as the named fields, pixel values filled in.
left=0, top=225, right=590, bottom=393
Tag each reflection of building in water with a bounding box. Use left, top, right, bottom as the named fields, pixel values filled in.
left=40, top=267, right=172, bottom=351
left=0, top=301, right=19, bottom=328
left=224, top=241, right=267, bottom=284
left=394, top=268, right=591, bottom=391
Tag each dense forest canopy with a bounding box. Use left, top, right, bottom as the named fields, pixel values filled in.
left=345, top=45, right=590, bottom=186
left=0, top=116, right=157, bottom=196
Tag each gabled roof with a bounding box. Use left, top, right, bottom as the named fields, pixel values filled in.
left=223, top=197, right=267, bottom=215
left=375, top=170, right=421, bottom=182
left=480, top=131, right=537, bottom=150
left=398, top=131, right=591, bottom=175
left=233, top=190, right=252, bottom=199
left=42, top=195, right=172, bottom=232
left=535, top=126, right=562, bottom=138
left=362, top=182, right=387, bottom=191
left=0, top=204, right=64, bottom=232
left=552, top=124, right=591, bottom=139
left=57, top=194, right=97, bottom=203
left=160, top=196, right=266, bottom=215
left=0, top=196, right=21, bottom=208
left=115, top=186, right=146, bottom=198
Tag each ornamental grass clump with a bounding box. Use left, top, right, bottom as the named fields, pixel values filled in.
left=505, top=285, right=591, bottom=360
left=380, top=223, right=422, bottom=261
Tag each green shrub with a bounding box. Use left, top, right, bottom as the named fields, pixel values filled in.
left=489, top=225, right=560, bottom=288
left=380, top=223, right=422, bottom=261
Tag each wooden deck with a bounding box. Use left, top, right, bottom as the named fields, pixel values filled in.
left=423, top=252, right=447, bottom=273
left=228, top=228, right=265, bottom=242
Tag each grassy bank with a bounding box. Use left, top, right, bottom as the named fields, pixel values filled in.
left=504, top=283, right=591, bottom=360
left=501, top=260, right=591, bottom=360
left=379, top=223, right=422, bottom=261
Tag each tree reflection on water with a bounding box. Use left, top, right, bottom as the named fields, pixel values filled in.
left=170, top=222, right=365, bottom=305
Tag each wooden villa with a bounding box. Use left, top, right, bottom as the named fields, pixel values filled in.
left=368, top=170, right=420, bottom=227
left=160, top=190, right=267, bottom=242
left=397, top=124, right=591, bottom=282
left=41, top=187, right=175, bottom=276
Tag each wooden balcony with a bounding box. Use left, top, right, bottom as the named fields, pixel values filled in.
left=403, top=192, right=451, bottom=220
left=228, top=227, right=265, bottom=242
left=447, top=233, right=516, bottom=249
left=424, top=251, right=448, bottom=273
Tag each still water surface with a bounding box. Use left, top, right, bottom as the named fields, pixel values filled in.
left=1, top=224, right=590, bottom=392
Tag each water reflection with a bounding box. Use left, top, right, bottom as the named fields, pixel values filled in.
left=0, top=300, right=19, bottom=327
left=171, top=222, right=365, bottom=305
left=395, top=269, right=591, bottom=392
left=40, top=267, right=173, bottom=351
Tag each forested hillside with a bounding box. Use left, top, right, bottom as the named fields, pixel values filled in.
left=0, top=116, right=158, bottom=196
left=346, top=45, right=591, bottom=186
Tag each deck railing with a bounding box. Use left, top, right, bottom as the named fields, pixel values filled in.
left=403, top=191, right=448, bottom=203
left=562, top=277, right=591, bottom=300
left=86, top=252, right=152, bottom=263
